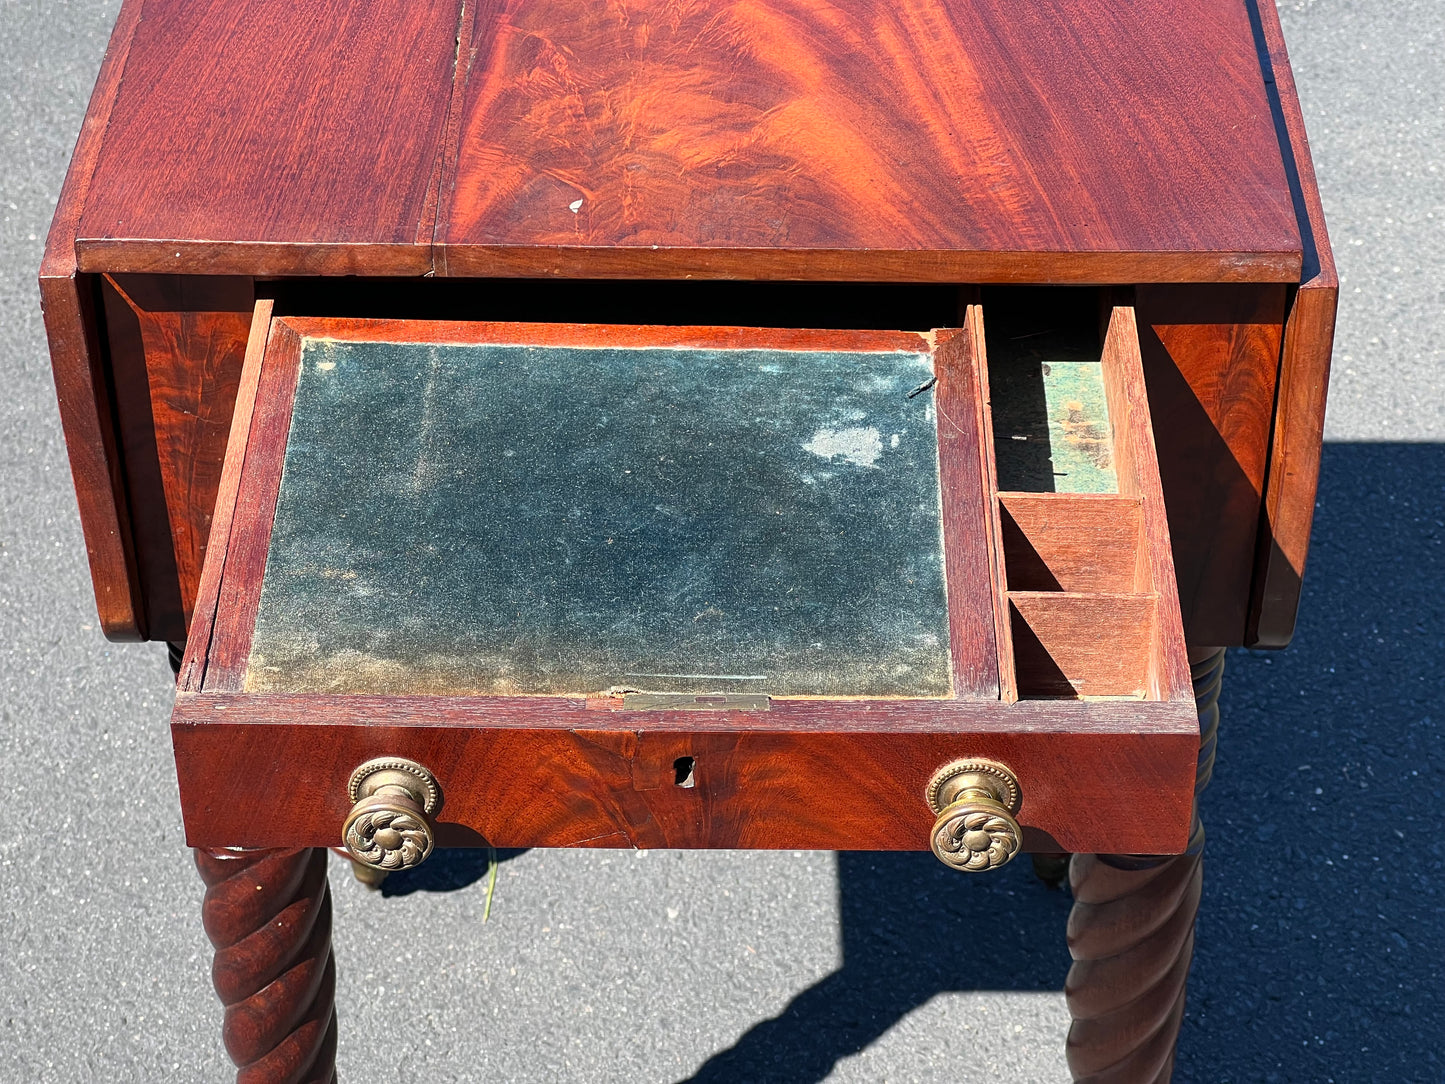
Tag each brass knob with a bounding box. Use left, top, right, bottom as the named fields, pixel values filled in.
left=343, top=758, right=440, bottom=872
left=926, top=759, right=1023, bottom=872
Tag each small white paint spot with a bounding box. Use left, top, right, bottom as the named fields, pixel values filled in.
left=890, top=433, right=900, bottom=448
left=803, top=426, right=883, bottom=468
left=569, top=198, right=584, bottom=213
left=316, top=360, right=336, bottom=371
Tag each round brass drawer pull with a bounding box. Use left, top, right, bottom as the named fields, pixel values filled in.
left=342, top=757, right=441, bottom=872
left=926, top=759, right=1023, bottom=872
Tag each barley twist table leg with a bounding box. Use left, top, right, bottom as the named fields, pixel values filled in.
left=195, top=847, right=339, bottom=1084
left=1064, top=647, right=1224, bottom=1083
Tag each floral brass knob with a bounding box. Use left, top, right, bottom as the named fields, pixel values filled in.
left=926, top=759, right=1023, bottom=872
left=342, top=758, right=440, bottom=872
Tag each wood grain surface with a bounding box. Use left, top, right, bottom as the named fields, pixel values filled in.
left=66, top=0, right=1299, bottom=282
left=1246, top=0, right=1339, bottom=648
left=172, top=702, right=1199, bottom=855
left=178, top=301, right=275, bottom=694
left=1096, top=307, right=1191, bottom=703
left=39, top=0, right=145, bottom=638
left=100, top=275, right=254, bottom=641
left=75, top=0, right=465, bottom=275
left=1010, top=594, right=1156, bottom=699
left=439, top=0, right=1300, bottom=282
left=1000, top=495, right=1143, bottom=594
left=1134, top=284, right=1286, bottom=647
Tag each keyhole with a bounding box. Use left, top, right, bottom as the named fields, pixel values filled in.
left=674, top=756, right=696, bottom=788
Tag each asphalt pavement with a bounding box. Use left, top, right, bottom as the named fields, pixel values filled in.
left=1, top=0, right=1441, bottom=1080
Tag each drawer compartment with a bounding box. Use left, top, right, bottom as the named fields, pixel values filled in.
left=982, top=302, right=1188, bottom=702
left=173, top=303, right=1197, bottom=858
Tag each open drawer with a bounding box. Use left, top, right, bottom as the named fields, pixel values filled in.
left=172, top=302, right=1197, bottom=868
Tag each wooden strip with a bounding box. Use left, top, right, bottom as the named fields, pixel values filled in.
left=1251, top=285, right=1337, bottom=647
left=999, top=493, right=1143, bottom=593
left=1246, top=0, right=1340, bottom=649
left=438, top=0, right=1299, bottom=279
left=179, top=300, right=274, bottom=691
left=39, top=0, right=145, bottom=638
left=201, top=320, right=304, bottom=690
left=173, top=690, right=1199, bottom=734
left=967, top=303, right=1018, bottom=702
left=933, top=324, right=1001, bottom=698
left=171, top=716, right=1198, bottom=854
left=1010, top=593, right=1157, bottom=699
left=74, top=242, right=1303, bottom=284
left=76, top=240, right=433, bottom=278
left=277, top=317, right=931, bottom=354
left=439, top=247, right=1301, bottom=284
left=1098, top=308, right=1192, bottom=702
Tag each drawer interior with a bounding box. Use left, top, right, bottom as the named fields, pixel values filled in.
left=172, top=296, right=1197, bottom=856
left=980, top=295, right=1184, bottom=702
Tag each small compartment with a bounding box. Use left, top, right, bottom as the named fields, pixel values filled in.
left=984, top=287, right=1115, bottom=495
left=999, top=493, right=1142, bottom=593
left=973, top=291, right=1188, bottom=703
left=1009, top=593, right=1156, bottom=698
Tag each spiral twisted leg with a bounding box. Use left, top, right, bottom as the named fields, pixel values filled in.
left=195, top=847, right=339, bottom=1084
left=1064, top=647, right=1224, bottom=1083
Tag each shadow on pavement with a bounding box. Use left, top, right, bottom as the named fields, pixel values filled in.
left=1177, top=442, right=1444, bottom=1081
left=380, top=848, right=529, bottom=896
left=373, top=444, right=1443, bottom=1083
left=684, top=442, right=1443, bottom=1083
left=682, top=850, right=1072, bottom=1082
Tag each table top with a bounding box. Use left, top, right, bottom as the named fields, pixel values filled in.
left=73, top=0, right=1301, bottom=282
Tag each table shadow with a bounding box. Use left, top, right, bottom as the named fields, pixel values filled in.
left=1173, top=442, right=1445, bottom=1081
left=364, top=443, right=1443, bottom=1083
left=380, top=848, right=529, bottom=896
left=679, top=442, right=1444, bottom=1083
left=681, top=851, right=1073, bottom=1083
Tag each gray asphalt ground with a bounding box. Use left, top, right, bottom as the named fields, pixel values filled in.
left=1, top=0, right=1441, bottom=1080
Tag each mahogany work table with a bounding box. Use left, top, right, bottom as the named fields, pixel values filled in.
left=42, top=0, right=1335, bottom=1080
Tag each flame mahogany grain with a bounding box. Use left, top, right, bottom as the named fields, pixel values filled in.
left=67, top=0, right=1302, bottom=282
left=100, top=275, right=254, bottom=641
left=439, top=0, right=1300, bottom=281
left=172, top=710, right=1198, bottom=855
left=44, top=0, right=1334, bottom=651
